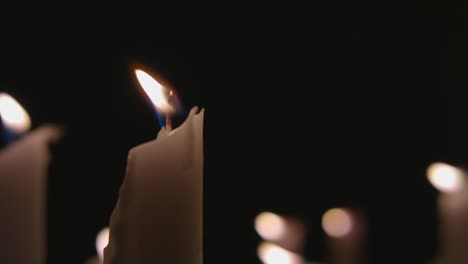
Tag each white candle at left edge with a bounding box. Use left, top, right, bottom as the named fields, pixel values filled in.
left=0, top=93, right=62, bottom=264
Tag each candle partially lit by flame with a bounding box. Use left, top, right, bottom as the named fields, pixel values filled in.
left=0, top=93, right=31, bottom=134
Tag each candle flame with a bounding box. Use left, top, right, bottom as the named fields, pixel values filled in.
left=255, top=212, right=286, bottom=241
left=96, top=227, right=109, bottom=262
left=427, top=162, right=465, bottom=193
left=322, top=208, right=353, bottom=238
left=0, top=93, right=31, bottom=134
left=135, top=69, right=175, bottom=113
left=257, top=242, right=303, bottom=264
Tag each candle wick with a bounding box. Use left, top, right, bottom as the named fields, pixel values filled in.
left=165, top=113, right=172, bottom=132
left=165, top=90, right=174, bottom=132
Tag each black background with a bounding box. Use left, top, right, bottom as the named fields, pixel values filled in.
left=0, top=2, right=465, bottom=263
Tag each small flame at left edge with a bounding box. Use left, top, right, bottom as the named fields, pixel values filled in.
left=0, top=93, right=31, bottom=134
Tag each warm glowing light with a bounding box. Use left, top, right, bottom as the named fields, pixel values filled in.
left=322, top=208, right=353, bottom=238
left=135, top=69, right=174, bottom=113
left=257, top=242, right=303, bottom=264
left=96, top=227, right=110, bottom=262
left=255, top=212, right=286, bottom=241
left=427, top=162, right=465, bottom=193
left=0, top=93, right=31, bottom=134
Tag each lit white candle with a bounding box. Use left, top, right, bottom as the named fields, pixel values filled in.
left=0, top=93, right=62, bottom=264
left=104, top=69, right=204, bottom=264
left=322, top=207, right=366, bottom=264
left=427, top=162, right=468, bottom=263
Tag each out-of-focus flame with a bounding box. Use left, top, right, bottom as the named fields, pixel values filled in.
left=135, top=69, right=174, bottom=113
left=255, top=212, right=286, bottom=241
left=257, top=242, right=303, bottom=264
left=322, top=208, right=353, bottom=238
left=427, top=162, right=465, bottom=193
left=0, top=93, right=31, bottom=134
left=96, top=227, right=109, bottom=262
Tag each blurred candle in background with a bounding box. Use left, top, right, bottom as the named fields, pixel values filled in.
left=427, top=162, right=468, bottom=263
left=255, top=211, right=306, bottom=254
left=322, top=207, right=366, bottom=264
left=0, top=92, right=62, bottom=264
left=257, top=242, right=304, bottom=264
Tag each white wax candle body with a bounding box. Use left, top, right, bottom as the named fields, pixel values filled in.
left=105, top=107, right=204, bottom=264
left=0, top=125, right=61, bottom=264
left=436, top=189, right=468, bottom=263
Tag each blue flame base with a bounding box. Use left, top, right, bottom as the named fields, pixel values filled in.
left=153, top=107, right=188, bottom=130
left=0, top=126, right=19, bottom=149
